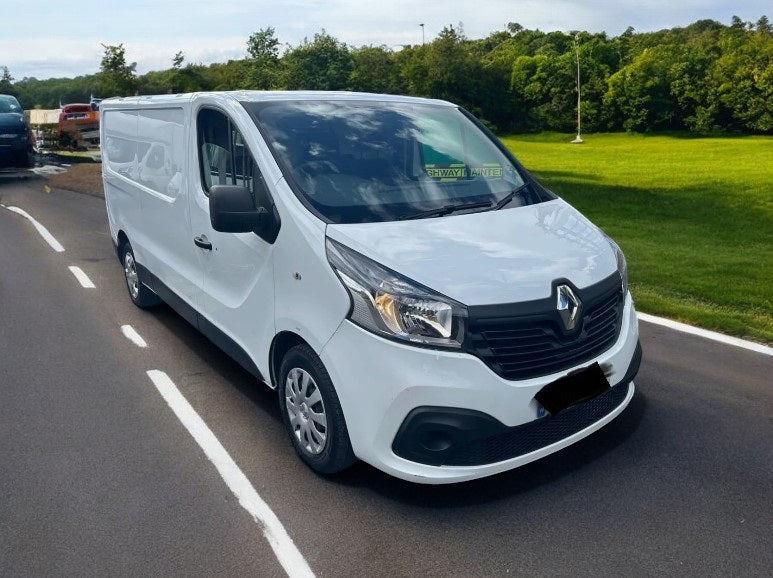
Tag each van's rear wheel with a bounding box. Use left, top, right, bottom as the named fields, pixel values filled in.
left=279, top=344, right=355, bottom=474
left=121, top=241, right=160, bottom=308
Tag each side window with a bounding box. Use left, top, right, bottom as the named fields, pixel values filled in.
left=104, top=107, right=184, bottom=197
left=197, top=108, right=267, bottom=209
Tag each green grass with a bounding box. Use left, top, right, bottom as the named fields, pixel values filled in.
left=500, top=132, right=773, bottom=344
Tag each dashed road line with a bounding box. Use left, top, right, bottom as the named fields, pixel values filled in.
left=121, top=325, right=147, bottom=348
left=68, top=265, right=96, bottom=288
left=637, top=312, right=772, bottom=356
left=4, top=206, right=65, bottom=252
left=146, top=370, right=315, bottom=578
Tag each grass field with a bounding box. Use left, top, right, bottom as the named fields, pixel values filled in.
left=501, top=133, right=772, bottom=343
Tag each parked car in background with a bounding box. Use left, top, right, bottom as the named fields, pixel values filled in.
left=0, top=94, right=33, bottom=168
left=58, top=102, right=100, bottom=147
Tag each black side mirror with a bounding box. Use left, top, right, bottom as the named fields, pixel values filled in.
left=209, top=185, right=264, bottom=233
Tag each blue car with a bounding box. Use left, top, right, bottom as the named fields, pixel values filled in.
left=0, top=94, right=32, bottom=168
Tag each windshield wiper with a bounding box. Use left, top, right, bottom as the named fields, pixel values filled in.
left=398, top=200, right=493, bottom=221
left=492, top=184, right=530, bottom=210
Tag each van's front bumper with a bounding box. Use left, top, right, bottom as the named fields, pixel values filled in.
left=320, top=293, right=640, bottom=484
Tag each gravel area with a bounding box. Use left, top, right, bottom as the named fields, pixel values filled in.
left=47, top=163, right=104, bottom=197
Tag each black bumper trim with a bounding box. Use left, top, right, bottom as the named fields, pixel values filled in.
left=392, top=340, right=642, bottom=467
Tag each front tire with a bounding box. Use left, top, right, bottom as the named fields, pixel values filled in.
left=279, top=344, right=355, bottom=474
left=121, top=241, right=160, bottom=308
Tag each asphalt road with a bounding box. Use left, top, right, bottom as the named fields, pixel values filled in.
left=1, top=179, right=771, bottom=576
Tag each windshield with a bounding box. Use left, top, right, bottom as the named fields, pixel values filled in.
left=244, top=100, right=542, bottom=224
left=0, top=96, right=22, bottom=114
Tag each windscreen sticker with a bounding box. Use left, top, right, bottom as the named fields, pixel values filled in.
left=425, top=163, right=466, bottom=180
left=470, top=164, right=503, bottom=178
left=425, top=163, right=504, bottom=180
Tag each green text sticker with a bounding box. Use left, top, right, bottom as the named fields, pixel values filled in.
left=470, top=164, right=503, bottom=178
left=426, top=163, right=465, bottom=180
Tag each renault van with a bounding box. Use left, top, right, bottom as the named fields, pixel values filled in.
left=101, top=91, right=641, bottom=484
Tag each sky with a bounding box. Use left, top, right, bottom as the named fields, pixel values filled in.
left=0, top=0, right=769, bottom=80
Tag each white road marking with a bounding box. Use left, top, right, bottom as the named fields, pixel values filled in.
left=68, top=265, right=96, bottom=288
left=121, top=325, right=147, bottom=348
left=4, top=206, right=65, bottom=252
left=637, top=312, right=772, bottom=356
left=146, top=370, right=315, bottom=578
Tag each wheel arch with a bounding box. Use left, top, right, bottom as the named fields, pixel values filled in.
left=116, top=230, right=130, bottom=264
left=270, top=331, right=310, bottom=389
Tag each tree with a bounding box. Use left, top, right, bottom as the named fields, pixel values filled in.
left=757, top=15, right=771, bottom=35
left=98, top=43, right=137, bottom=97
left=247, top=27, right=280, bottom=61
left=172, top=51, right=185, bottom=70
left=166, top=51, right=187, bottom=93
left=348, top=46, right=404, bottom=94
left=709, top=24, right=773, bottom=132
left=5, top=17, right=771, bottom=133
left=246, top=27, right=281, bottom=89
left=282, top=31, right=353, bottom=90
left=424, top=25, right=473, bottom=102
left=509, top=54, right=543, bottom=131
left=0, top=66, right=15, bottom=96
left=604, top=45, right=683, bottom=131
left=393, top=45, right=431, bottom=96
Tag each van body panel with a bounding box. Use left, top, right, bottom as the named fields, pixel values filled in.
left=102, top=103, right=201, bottom=309
left=189, top=182, right=277, bottom=381
left=136, top=108, right=198, bottom=307
left=186, top=95, right=278, bottom=380
left=271, top=186, right=352, bottom=356
left=326, top=198, right=616, bottom=306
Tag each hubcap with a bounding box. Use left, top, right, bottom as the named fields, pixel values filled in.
left=285, top=368, right=327, bottom=455
left=124, top=252, right=139, bottom=300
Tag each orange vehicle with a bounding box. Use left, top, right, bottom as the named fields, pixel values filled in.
left=58, top=102, right=100, bottom=147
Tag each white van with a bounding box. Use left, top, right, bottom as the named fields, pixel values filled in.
left=101, top=91, right=641, bottom=484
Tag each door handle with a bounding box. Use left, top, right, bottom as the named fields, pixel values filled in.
left=194, top=235, right=212, bottom=250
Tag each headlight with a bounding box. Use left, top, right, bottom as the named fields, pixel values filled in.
left=606, top=236, right=629, bottom=296
left=326, top=238, right=467, bottom=348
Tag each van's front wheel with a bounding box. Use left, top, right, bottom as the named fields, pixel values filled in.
left=279, top=344, right=355, bottom=474
left=121, top=241, right=160, bottom=308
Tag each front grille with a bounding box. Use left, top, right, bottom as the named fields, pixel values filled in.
left=466, top=274, right=623, bottom=380
left=0, top=127, right=26, bottom=136
left=444, top=381, right=631, bottom=466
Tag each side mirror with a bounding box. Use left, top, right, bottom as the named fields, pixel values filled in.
left=209, top=185, right=264, bottom=233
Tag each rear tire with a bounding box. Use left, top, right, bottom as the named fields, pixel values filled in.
left=279, top=344, right=356, bottom=474
left=121, top=241, right=160, bottom=308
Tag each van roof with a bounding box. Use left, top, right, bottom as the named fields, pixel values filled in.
left=100, top=91, right=456, bottom=109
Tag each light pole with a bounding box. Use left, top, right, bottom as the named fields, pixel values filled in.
left=420, top=23, right=425, bottom=46
left=571, top=33, right=583, bottom=144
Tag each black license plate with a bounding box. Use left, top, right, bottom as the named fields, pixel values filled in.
left=535, top=363, right=610, bottom=416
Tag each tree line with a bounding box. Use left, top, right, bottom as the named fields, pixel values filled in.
left=1, top=15, right=770, bottom=134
